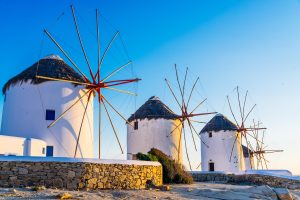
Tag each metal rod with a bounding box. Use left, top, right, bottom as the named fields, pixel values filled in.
left=44, top=29, right=88, bottom=80
left=48, top=89, right=92, bottom=128
left=101, top=100, right=124, bottom=154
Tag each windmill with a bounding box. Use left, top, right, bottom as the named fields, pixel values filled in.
left=165, top=65, right=216, bottom=170
left=248, top=120, right=283, bottom=170
left=36, top=5, right=140, bottom=158
left=226, top=86, right=267, bottom=169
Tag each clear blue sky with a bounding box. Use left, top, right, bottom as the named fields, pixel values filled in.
left=1, top=0, right=300, bottom=174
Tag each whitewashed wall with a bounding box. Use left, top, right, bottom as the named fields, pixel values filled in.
left=0, top=135, right=46, bottom=156
left=201, top=130, right=245, bottom=172
left=127, top=118, right=182, bottom=163
left=244, top=155, right=254, bottom=170
left=1, top=81, right=94, bottom=158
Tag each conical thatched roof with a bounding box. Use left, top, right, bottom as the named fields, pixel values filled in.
left=127, top=96, right=179, bottom=122
left=200, top=113, right=238, bottom=134
left=2, top=55, right=85, bottom=94
left=242, top=145, right=253, bottom=158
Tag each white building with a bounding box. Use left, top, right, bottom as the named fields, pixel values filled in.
left=1, top=55, right=94, bottom=158
left=127, top=96, right=182, bottom=163
left=0, top=135, right=46, bottom=157
left=200, top=113, right=246, bottom=172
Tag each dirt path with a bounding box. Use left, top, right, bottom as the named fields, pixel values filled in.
left=0, top=182, right=299, bottom=199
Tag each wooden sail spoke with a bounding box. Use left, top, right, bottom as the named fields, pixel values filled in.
left=98, top=31, right=119, bottom=72
left=182, top=127, right=192, bottom=171
left=227, top=96, right=240, bottom=127
left=98, top=101, right=102, bottom=159
left=229, top=134, right=238, bottom=162
left=74, top=92, right=92, bottom=158
left=36, top=75, right=95, bottom=86
left=104, top=87, right=137, bottom=96
left=44, top=29, right=89, bottom=81
left=242, top=90, right=248, bottom=120
left=182, top=67, right=188, bottom=103
left=101, top=61, right=132, bottom=82
left=188, top=119, right=209, bottom=148
left=185, top=119, right=197, bottom=151
left=71, top=5, right=95, bottom=82
left=101, top=95, right=134, bottom=128
left=101, top=100, right=124, bottom=154
left=189, top=119, right=206, bottom=124
left=187, top=77, right=199, bottom=108
left=244, top=104, right=256, bottom=123
left=48, top=89, right=92, bottom=128
left=174, top=64, right=185, bottom=105
left=165, top=78, right=183, bottom=111
left=96, top=9, right=101, bottom=83
left=167, top=121, right=184, bottom=137
left=190, top=98, right=207, bottom=114
left=237, top=86, right=244, bottom=122
left=177, top=126, right=182, bottom=162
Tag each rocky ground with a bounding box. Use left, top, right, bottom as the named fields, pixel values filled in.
left=0, top=182, right=299, bottom=200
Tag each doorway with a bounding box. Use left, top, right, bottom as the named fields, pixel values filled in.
left=209, top=162, right=215, bottom=171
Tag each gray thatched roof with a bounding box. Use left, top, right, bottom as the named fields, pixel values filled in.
left=2, top=55, right=85, bottom=94
left=242, top=145, right=253, bottom=158
left=127, top=96, right=179, bottom=122
left=200, top=113, right=238, bottom=134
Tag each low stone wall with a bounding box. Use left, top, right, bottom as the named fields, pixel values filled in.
left=191, top=172, right=300, bottom=190
left=0, top=157, right=162, bottom=190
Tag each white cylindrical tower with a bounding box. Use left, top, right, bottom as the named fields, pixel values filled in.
left=243, top=145, right=255, bottom=170
left=200, top=113, right=245, bottom=172
left=1, top=55, right=94, bottom=158
left=127, top=96, right=182, bottom=163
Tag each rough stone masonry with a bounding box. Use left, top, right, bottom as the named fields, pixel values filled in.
left=0, top=160, right=163, bottom=190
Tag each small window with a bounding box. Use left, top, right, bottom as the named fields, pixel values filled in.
left=208, top=132, right=212, bottom=138
left=46, top=146, right=54, bottom=157
left=42, top=147, right=45, bottom=155
left=209, top=162, right=215, bottom=171
left=134, top=121, right=138, bottom=130
left=46, top=109, right=55, bottom=121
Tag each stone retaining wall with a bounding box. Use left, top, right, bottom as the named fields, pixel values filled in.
left=0, top=159, right=162, bottom=190
left=191, top=173, right=300, bottom=190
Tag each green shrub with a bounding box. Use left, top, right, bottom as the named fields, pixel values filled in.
left=136, top=152, right=159, bottom=162
left=136, top=152, right=151, bottom=161
left=137, top=148, right=193, bottom=184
